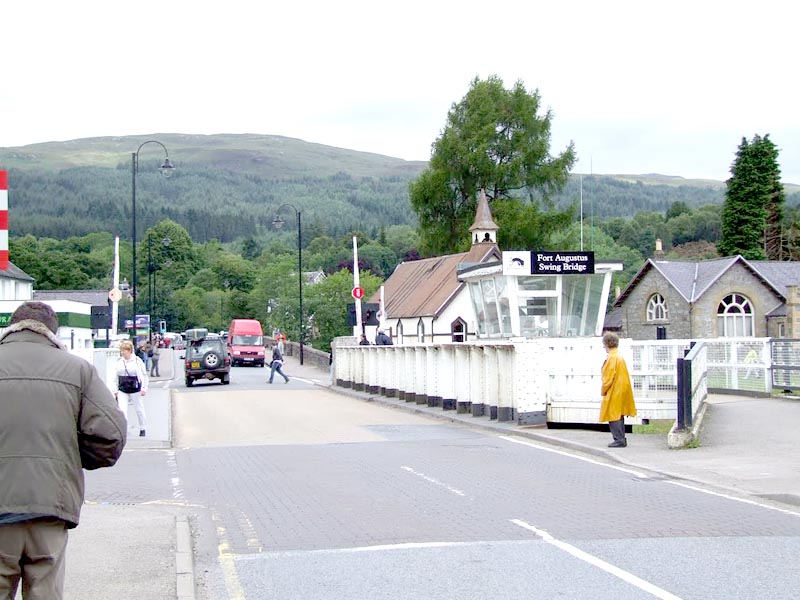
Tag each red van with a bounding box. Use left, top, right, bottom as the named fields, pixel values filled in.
left=227, top=319, right=266, bottom=367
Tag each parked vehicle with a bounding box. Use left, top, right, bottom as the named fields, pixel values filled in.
left=163, top=332, right=184, bottom=350
left=228, top=319, right=266, bottom=367
left=184, top=328, right=230, bottom=386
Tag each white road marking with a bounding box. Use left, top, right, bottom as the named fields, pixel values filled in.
left=237, top=540, right=480, bottom=560
left=166, top=450, right=185, bottom=501
left=511, top=519, right=683, bottom=600
left=499, top=435, right=649, bottom=478
left=401, top=465, right=466, bottom=496
left=665, top=481, right=800, bottom=517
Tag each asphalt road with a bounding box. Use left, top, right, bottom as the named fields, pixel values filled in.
left=85, top=358, right=800, bottom=600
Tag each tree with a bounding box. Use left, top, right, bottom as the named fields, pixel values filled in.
left=549, top=223, right=644, bottom=305
left=718, top=134, right=784, bottom=259
left=618, top=212, right=669, bottom=258
left=409, top=75, right=576, bottom=255
left=665, top=200, right=691, bottom=220
left=303, top=269, right=383, bottom=351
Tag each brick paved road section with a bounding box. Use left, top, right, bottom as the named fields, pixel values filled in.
left=84, top=447, right=177, bottom=505
left=176, top=429, right=800, bottom=554
left=175, top=427, right=800, bottom=600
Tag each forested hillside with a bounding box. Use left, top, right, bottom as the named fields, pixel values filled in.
left=3, top=133, right=796, bottom=243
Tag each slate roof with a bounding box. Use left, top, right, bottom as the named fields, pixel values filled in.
left=614, top=255, right=800, bottom=307
left=0, top=261, right=35, bottom=282
left=32, top=289, right=111, bottom=305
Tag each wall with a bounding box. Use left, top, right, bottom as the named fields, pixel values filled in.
left=619, top=270, right=692, bottom=340
left=692, top=263, right=783, bottom=338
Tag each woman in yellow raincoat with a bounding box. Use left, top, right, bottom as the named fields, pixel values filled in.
left=600, top=332, right=637, bottom=447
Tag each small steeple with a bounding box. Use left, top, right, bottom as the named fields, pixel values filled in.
left=468, top=188, right=499, bottom=245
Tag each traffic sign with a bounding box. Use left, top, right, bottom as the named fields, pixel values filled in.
left=352, top=286, right=365, bottom=299
left=108, top=288, right=122, bottom=302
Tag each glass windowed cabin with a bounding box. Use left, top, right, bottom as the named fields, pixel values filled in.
left=459, top=252, right=623, bottom=339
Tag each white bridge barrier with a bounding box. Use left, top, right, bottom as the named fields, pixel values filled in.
left=334, top=337, right=773, bottom=426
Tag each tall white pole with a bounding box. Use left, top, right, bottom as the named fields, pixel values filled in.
left=379, top=285, right=386, bottom=331
left=352, top=236, right=362, bottom=333
left=579, top=173, right=584, bottom=251
left=112, top=235, right=120, bottom=334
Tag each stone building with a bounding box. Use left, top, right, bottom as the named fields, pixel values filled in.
left=608, top=255, right=800, bottom=339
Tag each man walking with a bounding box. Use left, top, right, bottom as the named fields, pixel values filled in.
left=150, top=338, right=162, bottom=377
left=0, top=302, right=126, bottom=599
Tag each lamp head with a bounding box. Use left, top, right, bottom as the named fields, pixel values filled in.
left=159, top=158, right=175, bottom=178
left=272, top=215, right=286, bottom=229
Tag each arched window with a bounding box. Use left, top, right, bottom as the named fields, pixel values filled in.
left=416, top=318, right=425, bottom=343
left=451, top=318, right=467, bottom=342
left=646, top=294, right=668, bottom=321
left=395, top=321, right=403, bottom=345
left=717, top=293, right=754, bottom=337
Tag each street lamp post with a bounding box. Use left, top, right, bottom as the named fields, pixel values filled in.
left=147, top=234, right=171, bottom=339
left=131, top=140, right=174, bottom=337
left=272, top=204, right=304, bottom=365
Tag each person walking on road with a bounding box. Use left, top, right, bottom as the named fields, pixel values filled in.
left=150, top=339, right=161, bottom=377
left=115, top=339, right=149, bottom=437
left=268, top=345, right=290, bottom=384
left=600, top=331, right=637, bottom=448
left=0, top=301, right=126, bottom=600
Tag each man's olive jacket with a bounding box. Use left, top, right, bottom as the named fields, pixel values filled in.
left=0, top=319, right=127, bottom=528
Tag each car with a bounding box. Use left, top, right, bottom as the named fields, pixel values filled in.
left=184, top=329, right=231, bottom=386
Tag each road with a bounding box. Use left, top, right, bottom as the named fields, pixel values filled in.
left=85, top=352, right=800, bottom=599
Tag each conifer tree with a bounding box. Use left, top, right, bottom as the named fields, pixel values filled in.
left=718, top=134, right=784, bottom=259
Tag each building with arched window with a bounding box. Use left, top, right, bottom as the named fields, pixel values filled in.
left=607, top=256, right=800, bottom=339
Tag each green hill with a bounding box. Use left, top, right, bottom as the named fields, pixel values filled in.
left=1, top=134, right=797, bottom=243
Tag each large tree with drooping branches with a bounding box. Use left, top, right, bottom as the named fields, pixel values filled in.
left=409, top=75, right=576, bottom=255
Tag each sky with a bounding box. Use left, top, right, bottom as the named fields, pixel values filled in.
left=3, top=1, right=798, bottom=183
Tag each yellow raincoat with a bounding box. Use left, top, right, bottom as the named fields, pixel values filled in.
left=599, top=348, right=637, bottom=422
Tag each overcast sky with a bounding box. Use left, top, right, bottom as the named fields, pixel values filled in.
left=3, top=1, right=798, bottom=183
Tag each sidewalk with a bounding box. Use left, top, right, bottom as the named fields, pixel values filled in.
left=288, top=355, right=800, bottom=509
left=64, top=349, right=192, bottom=600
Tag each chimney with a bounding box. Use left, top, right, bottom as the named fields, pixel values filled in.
left=654, top=238, right=665, bottom=259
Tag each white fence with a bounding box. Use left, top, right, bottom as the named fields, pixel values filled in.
left=71, top=347, right=120, bottom=391
left=334, top=337, right=774, bottom=426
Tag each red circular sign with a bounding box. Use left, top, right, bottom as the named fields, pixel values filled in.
left=352, top=286, right=365, bottom=299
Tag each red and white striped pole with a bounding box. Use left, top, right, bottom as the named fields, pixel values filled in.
left=0, top=171, right=8, bottom=271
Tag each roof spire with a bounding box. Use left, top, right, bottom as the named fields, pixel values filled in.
left=468, top=188, right=499, bottom=245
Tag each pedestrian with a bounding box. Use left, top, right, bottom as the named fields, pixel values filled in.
left=143, top=340, right=154, bottom=374
left=359, top=334, right=370, bottom=345
left=600, top=331, right=637, bottom=448
left=268, top=345, right=290, bottom=384
left=276, top=330, right=286, bottom=355
left=115, top=339, right=149, bottom=437
left=150, top=338, right=161, bottom=377
left=0, top=301, right=126, bottom=600
left=375, top=328, right=393, bottom=345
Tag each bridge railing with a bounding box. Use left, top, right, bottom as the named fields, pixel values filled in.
left=333, top=336, right=776, bottom=426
